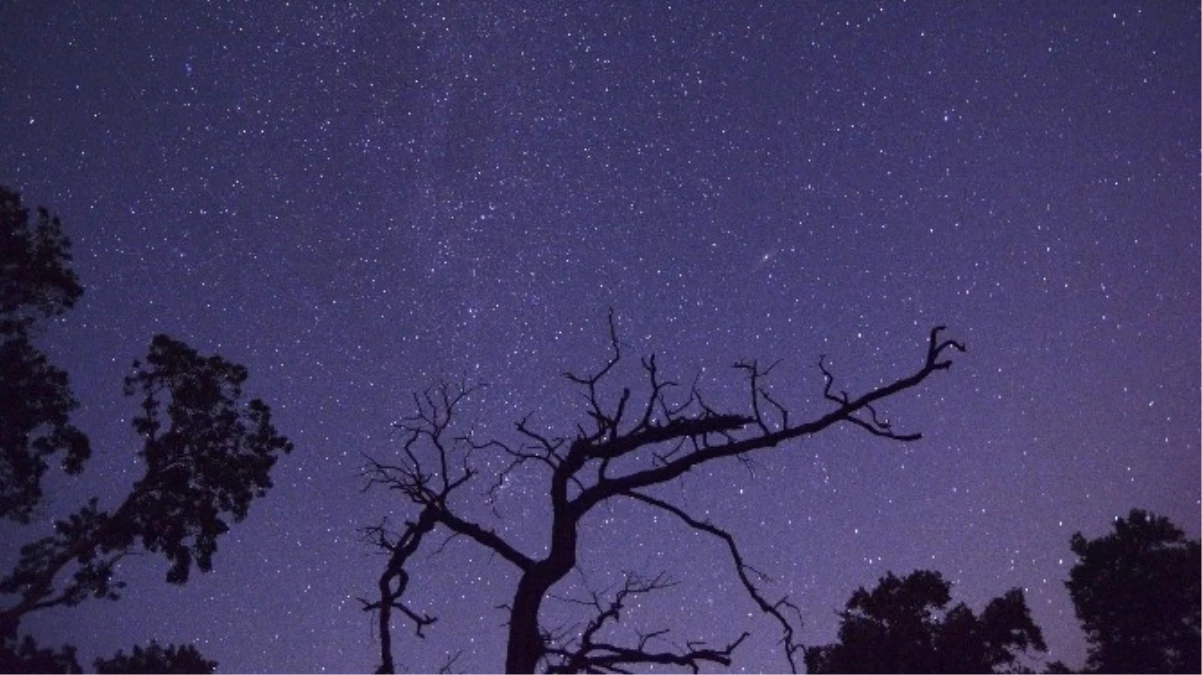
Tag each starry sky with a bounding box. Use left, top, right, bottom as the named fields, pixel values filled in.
left=1, top=1, right=1198, bottom=672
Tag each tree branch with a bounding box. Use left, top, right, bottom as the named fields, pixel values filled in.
left=361, top=381, right=539, bottom=672
left=622, top=490, right=803, bottom=672
left=571, top=326, right=965, bottom=516
left=545, top=572, right=748, bottom=674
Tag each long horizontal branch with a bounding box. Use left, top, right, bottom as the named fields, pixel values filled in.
left=549, top=632, right=749, bottom=674
left=572, top=413, right=751, bottom=461
left=572, top=327, right=964, bottom=516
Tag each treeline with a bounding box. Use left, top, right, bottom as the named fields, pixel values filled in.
left=807, top=509, right=1199, bottom=674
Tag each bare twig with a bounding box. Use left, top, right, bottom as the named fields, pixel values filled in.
left=622, top=490, right=804, bottom=673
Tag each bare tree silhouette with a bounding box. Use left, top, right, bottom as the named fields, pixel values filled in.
left=361, top=313, right=964, bottom=673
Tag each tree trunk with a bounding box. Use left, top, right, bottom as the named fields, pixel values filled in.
left=505, top=572, right=551, bottom=673
left=505, top=512, right=578, bottom=673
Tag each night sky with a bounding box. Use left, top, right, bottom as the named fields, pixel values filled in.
left=1, top=1, right=1199, bottom=673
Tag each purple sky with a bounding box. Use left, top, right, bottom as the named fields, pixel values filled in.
left=1, top=1, right=1198, bottom=672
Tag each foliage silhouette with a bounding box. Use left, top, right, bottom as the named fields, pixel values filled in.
left=804, top=569, right=1046, bottom=673
left=1066, top=509, right=1200, bottom=674
left=361, top=312, right=964, bottom=673
left=0, top=187, right=292, bottom=671
left=0, top=634, right=82, bottom=673
left=0, top=186, right=88, bottom=524
left=93, top=640, right=217, bottom=674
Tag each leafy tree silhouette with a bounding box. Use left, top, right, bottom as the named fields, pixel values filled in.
left=0, top=186, right=88, bottom=524
left=804, top=569, right=1047, bottom=673
left=1066, top=509, right=1200, bottom=674
left=360, top=312, right=964, bottom=673
left=0, top=187, right=293, bottom=672
left=93, top=641, right=216, bottom=674
left=0, top=635, right=81, bottom=673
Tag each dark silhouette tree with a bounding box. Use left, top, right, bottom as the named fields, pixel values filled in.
left=1065, top=509, right=1200, bottom=674
left=0, top=186, right=88, bottom=524
left=0, top=187, right=292, bottom=671
left=1043, top=659, right=1076, bottom=674
left=804, top=569, right=1046, bottom=673
left=0, top=634, right=81, bottom=673
left=93, top=640, right=217, bottom=674
left=361, top=312, right=965, bottom=673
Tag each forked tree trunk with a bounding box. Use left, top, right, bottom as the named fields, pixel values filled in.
left=505, top=512, right=578, bottom=673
